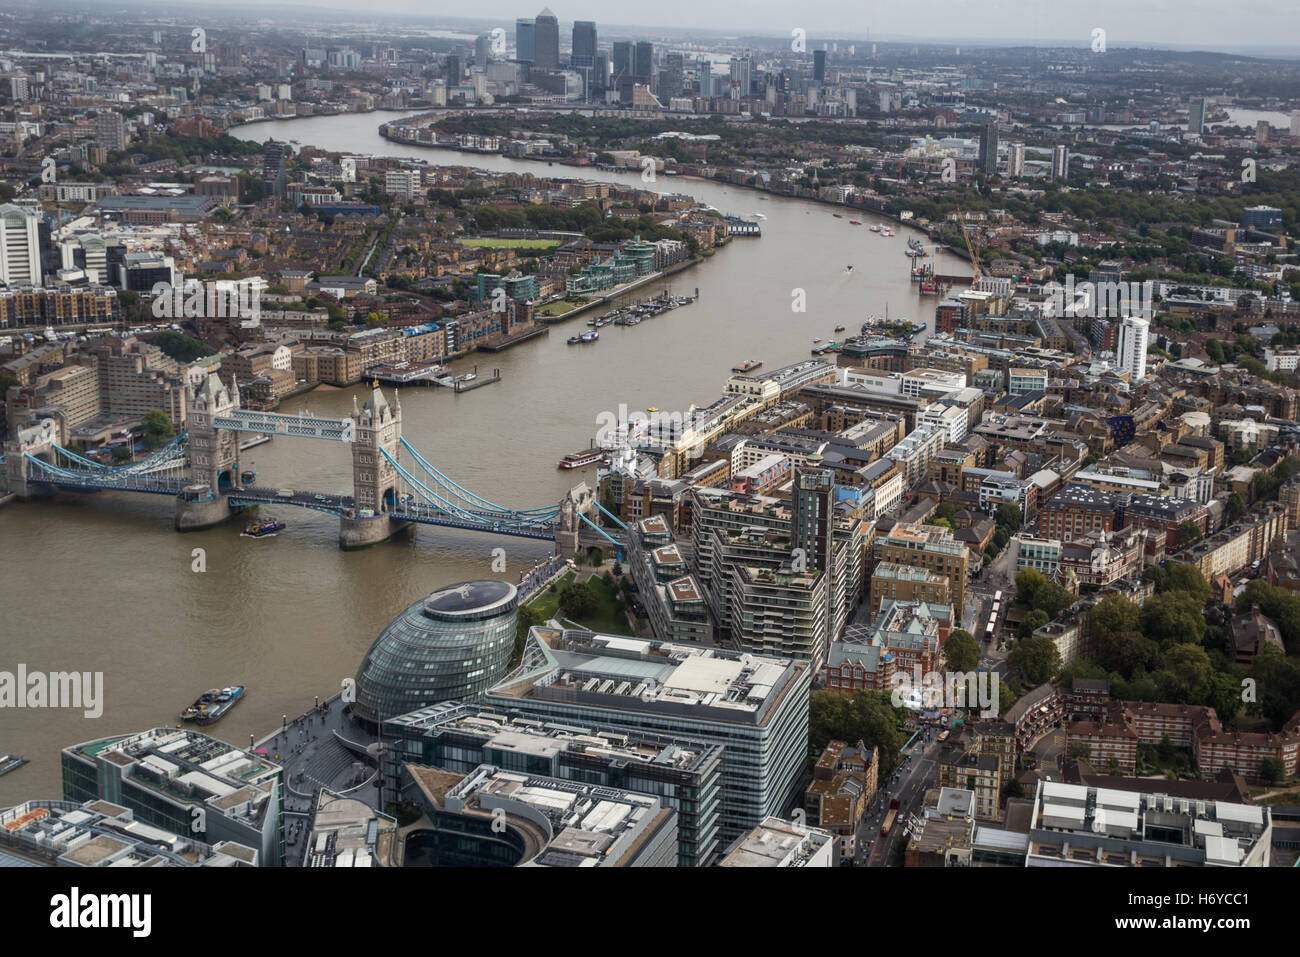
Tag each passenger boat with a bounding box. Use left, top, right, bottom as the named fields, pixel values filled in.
left=244, top=519, right=284, bottom=538
left=849, top=220, right=862, bottom=226
left=567, top=335, right=582, bottom=344
left=180, top=686, right=246, bottom=725
left=869, top=223, right=881, bottom=232
left=579, top=330, right=599, bottom=342
left=732, top=359, right=763, bottom=373
left=558, top=449, right=605, bottom=469
left=0, top=755, right=28, bottom=776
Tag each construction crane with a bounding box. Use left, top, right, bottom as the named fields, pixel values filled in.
left=956, top=207, right=983, bottom=285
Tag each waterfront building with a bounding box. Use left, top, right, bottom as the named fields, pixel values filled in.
left=382, top=702, right=722, bottom=866
left=352, top=580, right=518, bottom=729
left=484, top=627, right=810, bottom=842
left=62, top=728, right=284, bottom=866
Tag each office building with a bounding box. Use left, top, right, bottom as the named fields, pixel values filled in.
left=571, top=20, right=596, bottom=67
left=532, top=8, right=560, bottom=71
left=719, top=816, right=835, bottom=867
left=383, top=703, right=722, bottom=866
left=1026, top=779, right=1271, bottom=867
left=398, top=764, right=679, bottom=866
left=978, top=123, right=998, bottom=173
left=634, top=41, right=654, bottom=83
left=515, top=18, right=535, bottom=63
left=1051, top=144, right=1069, bottom=180
left=352, top=580, right=518, bottom=729
left=1117, top=315, right=1150, bottom=381
left=0, top=203, right=43, bottom=286
left=877, top=521, right=969, bottom=617
left=0, top=799, right=259, bottom=867
left=813, top=49, right=826, bottom=82
left=62, top=728, right=284, bottom=866
left=95, top=110, right=126, bottom=151
left=1241, top=205, right=1283, bottom=230
left=484, top=627, right=810, bottom=843
left=1188, top=96, right=1208, bottom=133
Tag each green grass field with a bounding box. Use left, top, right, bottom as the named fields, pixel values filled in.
left=538, top=299, right=585, bottom=317
left=524, top=572, right=632, bottom=636
left=460, top=238, right=561, bottom=251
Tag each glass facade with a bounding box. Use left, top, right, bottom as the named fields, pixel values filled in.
left=353, top=580, right=518, bottom=727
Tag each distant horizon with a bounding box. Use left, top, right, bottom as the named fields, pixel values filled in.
left=50, top=0, right=1300, bottom=58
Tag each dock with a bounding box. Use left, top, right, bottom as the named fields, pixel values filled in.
left=367, top=361, right=448, bottom=387
left=433, top=365, right=501, bottom=392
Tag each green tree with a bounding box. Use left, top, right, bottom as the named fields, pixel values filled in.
left=1176, top=520, right=1204, bottom=548
left=512, top=604, right=544, bottom=667
left=1226, top=492, right=1247, bottom=521
left=1032, top=582, right=1073, bottom=619
left=1139, top=591, right=1208, bottom=647
left=1258, top=756, right=1286, bottom=786
left=1014, top=567, right=1047, bottom=605
left=1153, top=643, right=1215, bottom=704
left=141, top=409, right=175, bottom=450
left=558, top=581, right=598, bottom=619
left=1009, top=633, right=1061, bottom=685
left=945, top=629, right=981, bottom=673
left=808, top=689, right=906, bottom=776
left=1018, top=609, right=1050, bottom=639
left=996, top=503, right=1022, bottom=532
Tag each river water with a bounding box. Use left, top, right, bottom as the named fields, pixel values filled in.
left=0, top=110, right=969, bottom=801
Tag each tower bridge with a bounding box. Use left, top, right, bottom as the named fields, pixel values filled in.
left=2, top=372, right=621, bottom=554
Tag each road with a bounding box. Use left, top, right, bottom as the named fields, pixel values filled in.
left=857, top=731, right=945, bottom=867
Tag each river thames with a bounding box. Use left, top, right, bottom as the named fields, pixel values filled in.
left=0, top=110, right=969, bottom=801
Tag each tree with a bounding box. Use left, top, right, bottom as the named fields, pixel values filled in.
left=945, top=630, right=981, bottom=673
left=1152, top=562, right=1211, bottom=604
left=1153, top=643, right=1215, bottom=704
left=1176, top=520, right=1204, bottom=548
left=1139, top=591, right=1208, bottom=647
left=996, top=502, right=1022, bottom=532
left=808, top=689, right=906, bottom=776
left=1227, top=491, right=1247, bottom=521
left=558, top=581, right=598, bottom=620
left=1019, top=609, right=1050, bottom=639
left=1014, top=568, right=1048, bottom=605
left=1032, top=582, right=1073, bottom=619
left=141, top=409, right=175, bottom=450
left=1258, top=756, right=1286, bottom=786
left=1009, top=633, right=1061, bottom=685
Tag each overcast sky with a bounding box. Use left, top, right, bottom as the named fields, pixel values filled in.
left=240, top=0, right=1300, bottom=51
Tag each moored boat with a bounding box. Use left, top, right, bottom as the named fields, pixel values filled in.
left=732, top=359, right=764, bottom=373
left=180, top=685, right=246, bottom=725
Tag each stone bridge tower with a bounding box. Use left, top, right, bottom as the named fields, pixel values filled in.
left=187, top=372, right=240, bottom=491
left=556, top=482, right=596, bottom=556
left=340, top=383, right=407, bottom=549
left=2, top=416, right=58, bottom=498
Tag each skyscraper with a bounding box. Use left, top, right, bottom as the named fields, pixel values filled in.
left=1117, top=316, right=1150, bottom=382
left=571, top=20, right=596, bottom=67
left=978, top=122, right=998, bottom=173
left=445, top=54, right=460, bottom=85
left=634, top=41, right=653, bottom=82
left=612, top=41, right=632, bottom=79
left=1051, top=144, right=1070, bottom=180
left=515, top=18, right=534, bottom=64
left=533, top=8, right=559, bottom=71
left=698, top=58, right=711, bottom=97
left=95, top=110, right=126, bottom=152
left=1188, top=96, right=1207, bottom=133
left=1009, top=142, right=1026, bottom=177
left=813, top=49, right=826, bottom=83
left=474, top=33, right=492, bottom=67
left=729, top=54, right=751, bottom=99
left=0, top=204, right=43, bottom=286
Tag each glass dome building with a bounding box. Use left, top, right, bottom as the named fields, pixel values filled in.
left=352, top=580, right=518, bottom=729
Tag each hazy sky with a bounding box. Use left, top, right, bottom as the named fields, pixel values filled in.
left=240, top=0, right=1300, bottom=50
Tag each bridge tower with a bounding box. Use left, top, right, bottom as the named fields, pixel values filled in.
left=339, top=383, right=409, bottom=549
left=555, top=482, right=596, bottom=557
left=187, top=372, right=240, bottom=491
left=2, top=417, right=58, bottom=498
left=175, top=372, right=238, bottom=530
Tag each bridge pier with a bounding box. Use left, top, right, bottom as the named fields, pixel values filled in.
left=175, top=486, right=234, bottom=531
left=339, top=512, right=410, bottom=550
